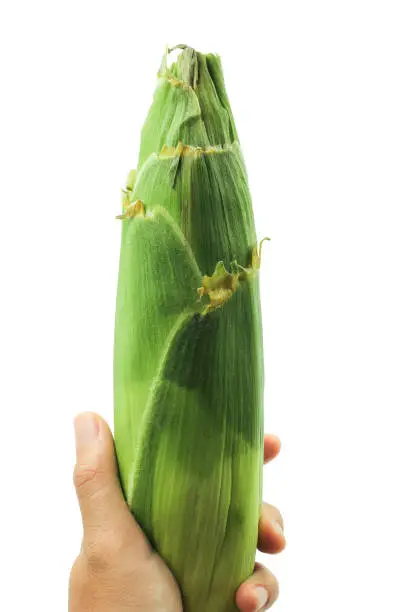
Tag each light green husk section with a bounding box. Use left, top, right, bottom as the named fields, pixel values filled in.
left=114, top=46, right=264, bottom=612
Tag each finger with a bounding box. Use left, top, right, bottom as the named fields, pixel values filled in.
left=73, top=412, right=145, bottom=546
left=236, top=562, right=279, bottom=611
left=264, top=435, right=281, bottom=464
left=258, top=503, right=286, bottom=554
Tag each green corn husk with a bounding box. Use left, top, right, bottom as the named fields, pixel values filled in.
left=114, top=46, right=265, bottom=612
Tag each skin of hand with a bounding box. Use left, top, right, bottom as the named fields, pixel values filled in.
left=69, top=413, right=285, bottom=612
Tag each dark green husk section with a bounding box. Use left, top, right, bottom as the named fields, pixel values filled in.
left=114, top=46, right=264, bottom=612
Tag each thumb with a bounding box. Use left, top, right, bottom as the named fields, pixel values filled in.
left=73, top=412, right=136, bottom=539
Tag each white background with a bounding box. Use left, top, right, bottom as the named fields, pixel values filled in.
left=1, top=1, right=407, bottom=610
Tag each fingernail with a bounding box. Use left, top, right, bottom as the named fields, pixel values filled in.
left=74, top=413, right=99, bottom=456
left=274, top=521, right=284, bottom=538
left=255, top=586, right=268, bottom=611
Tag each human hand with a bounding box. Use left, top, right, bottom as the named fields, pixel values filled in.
left=69, top=413, right=285, bottom=611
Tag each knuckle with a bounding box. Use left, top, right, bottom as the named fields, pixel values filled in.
left=84, top=535, right=122, bottom=573
left=69, top=556, right=81, bottom=584
left=73, top=463, right=103, bottom=492
left=86, top=548, right=111, bottom=573
left=69, top=555, right=90, bottom=596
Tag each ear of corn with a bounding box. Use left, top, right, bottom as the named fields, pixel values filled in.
left=114, top=46, right=265, bottom=612
left=137, top=45, right=238, bottom=168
